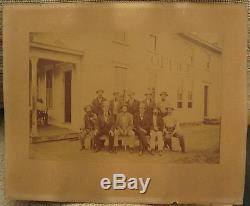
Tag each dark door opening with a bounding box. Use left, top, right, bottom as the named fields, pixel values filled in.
left=204, top=85, right=208, bottom=118
left=64, top=71, right=72, bottom=123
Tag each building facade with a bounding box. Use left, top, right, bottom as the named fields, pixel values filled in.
left=29, top=32, right=222, bottom=135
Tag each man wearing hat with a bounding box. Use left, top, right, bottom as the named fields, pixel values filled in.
left=127, top=91, right=140, bottom=116
left=109, top=91, right=122, bottom=121
left=142, top=92, right=156, bottom=116
left=157, top=91, right=171, bottom=117
left=92, top=89, right=107, bottom=116
left=79, top=105, right=98, bottom=150
left=94, top=101, right=115, bottom=153
left=134, top=102, right=152, bottom=156
left=149, top=107, right=165, bottom=155
left=163, top=106, right=186, bottom=153
left=113, top=104, right=135, bottom=152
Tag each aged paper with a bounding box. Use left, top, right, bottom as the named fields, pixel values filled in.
left=3, top=3, right=247, bottom=204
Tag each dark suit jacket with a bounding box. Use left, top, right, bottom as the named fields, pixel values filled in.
left=134, top=112, right=151, bottom=133
left=97, top=113, right=115, bottom=133
left=109, top=99, right=122, bottom=115
left=92, top=97, right=106, bottom=116
left=127, top=99, right=140, bottom=115
left=142, top=99, right=156, bottom=115
left=84, top=112, right=97, bottom=130
left=150, top=115, right=164, bottom=131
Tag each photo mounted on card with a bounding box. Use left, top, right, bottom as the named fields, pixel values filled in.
left=3, top=3, right=247, bottom=204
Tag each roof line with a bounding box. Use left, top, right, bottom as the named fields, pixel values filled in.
left=30, top=41, right=84, bottom=57
left=178, top=33, right=222, bottom=54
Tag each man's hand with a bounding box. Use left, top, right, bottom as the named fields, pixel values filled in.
left=154, top=126, right=159, bottom=131
left=93, top=129, right=98, bottom=136
left=140, top=128, right=147, bottom=133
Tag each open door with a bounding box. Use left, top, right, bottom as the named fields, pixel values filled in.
left=64, top=71, right=72, bottom=123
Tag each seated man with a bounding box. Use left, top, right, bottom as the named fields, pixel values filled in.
left=114, top=104, right=135, bottom=152
left=80, top=105, right=98, bottom=150
left=94, top=101, right=115, bottom=153
left=37, top=98, right=48, bottom=126
left=163, top=107, right=186, bottom=153
left=149, top=107, right=164, bottom=155
left=134, top=103, right=153, bottom=156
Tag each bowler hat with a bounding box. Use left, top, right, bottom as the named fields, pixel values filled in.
left=144, top=92, right=152, bottom=96
left=128, top=91, right=135, bottom=96
left=160, top=91, right=168, bottom=96
left=96, top=89, right=104, bottom=94
left=113, top=91, right=120, bottom=95
left=121, top=103, right=128, bottom=108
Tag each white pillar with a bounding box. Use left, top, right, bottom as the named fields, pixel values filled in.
left=30, top=56, right=38, bottom=137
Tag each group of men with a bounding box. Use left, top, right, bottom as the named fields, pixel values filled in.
left=80, top=89, right=186, bottom=156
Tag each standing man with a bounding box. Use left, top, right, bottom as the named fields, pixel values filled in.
left=94, top=101, right=115, bottom=153
left=143, top=92, right=156, bottom=116
left=134, top=103, right=152, bottom=156
left=149, top=107, right=164, bottom=155
left=79, top=105, right=98, bottom=150
left=114, top=104, right=135, bottom=152
left=127, top=91, right=140, bottom=116
left=157, top=91, right=171, bottom=117
left=109, top=91, right=121, bottom=121
left=163, top=107, right=186, bottom=153
left=92, top=89, right=106, bottom=116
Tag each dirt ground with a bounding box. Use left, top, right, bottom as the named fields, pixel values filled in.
left=29, top=124, right=220, bottom=164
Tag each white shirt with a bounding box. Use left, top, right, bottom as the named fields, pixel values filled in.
left=153, top=115, right=158, bottom=130
left=163, top=114, right=180, bottom=133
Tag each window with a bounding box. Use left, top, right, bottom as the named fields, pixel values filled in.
left=187, top=81, right=193, bottom=108
left=168, top=59, right=172, bottom=71
left=148, top=70, right=157, bottom=89
left=188, top=91, right=193, bottom=108
left=29, top=61, right=32, bottom=106
left=160, top=56, right=164, bottom=68
left=113, top=32, right=127, bottom=45
left=177, top=63, right=182, bottom=72
left=177, top=84, right=183, bottom=108
left=46, top=70, right=53, bottom=108
left=148, top=34, right=157, bottom=52
left=114, top=66, right=128, bottom=91
left=186, top=49, right=194, bottom=72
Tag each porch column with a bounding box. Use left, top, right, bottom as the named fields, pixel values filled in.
left=30, top=56, right=38, bottom=137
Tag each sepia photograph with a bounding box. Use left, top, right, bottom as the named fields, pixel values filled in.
left=4, top=3, right=248, bottom=203
left=28, top=32, right=222, bottom=163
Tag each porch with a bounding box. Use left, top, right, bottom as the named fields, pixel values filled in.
left=29, top=40, right=84, bottom=137
left=31, top=124, right=80, bottom=144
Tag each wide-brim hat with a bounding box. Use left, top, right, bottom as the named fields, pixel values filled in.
left=121, top=103, right=128, bottom=108
left=160, top=91, right=168, bottom=96
left=144, top=92, right=152, bottom=96
left=96, top=89, right=104, bottom=94
left=113, top=91, right=120, bottom=95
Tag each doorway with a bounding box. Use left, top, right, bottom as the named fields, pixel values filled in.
left=204, top=85, right=209, bottom=118
left=64, top=71, right=72, bottom=123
